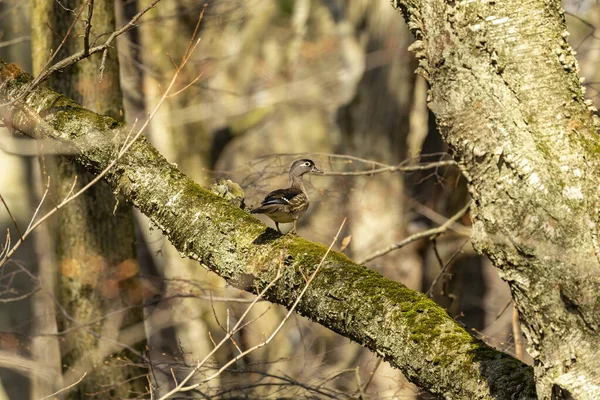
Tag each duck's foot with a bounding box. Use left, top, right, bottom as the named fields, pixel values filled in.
left=287, top=220, right=298, bottom=235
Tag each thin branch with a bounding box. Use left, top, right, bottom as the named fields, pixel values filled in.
left=253, top=152, right=455, bottom=174
left=157, top=262, right=286, bottom=400
left=512, top=308, right=524, bottom=360
left=354, top=367, right=366, bottom=399
left=496, top=299, right=513, bottom=320
left=26, top=176, right=50, bottom=232
left=323, top=160, right=457, bottom=176
left=406, top=196, right=471, bottom=236
left=187, top=219, right=346, bottom=391
left=0, top=192, right=23, bottom=241
left=199, top=294, right=264, bottom=303
left=4, top=0, right=163, bottom=105
left=0, top=230, right=9, bottom=259
left=159, top=219, right=347, bottom=399
left=82, top=0, right=94, bottom=56
left=215, top=369, right=351, bottom=399
left=39, top=372, right=87, bottom=400
left=29, top=0, right=89, bottom=94
left=360, top=201, right=471, bottom=264
left=361, top=358, right=382, bottom=395
left=0, top=286, right=40, bottom=303
left=167, top=72, right=204, bottom=98
left=0, top=36, right=30, bottom=49
left=0, top=4, right=204, bottom=269
left=427, top=239, right=470, bottom=298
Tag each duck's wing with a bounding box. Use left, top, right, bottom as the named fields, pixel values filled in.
left=251, top=187, right=303, bottom=213
left=262, top=188, right=302, bottom=205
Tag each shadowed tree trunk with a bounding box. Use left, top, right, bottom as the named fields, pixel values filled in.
left=332, top=1, right=421, bottom=396
left=29, top=1, right=147, bottom=398
left=0, top=2, right=39, bottom=398
left=136, top=3, right=217, bottom=391
left=391, top=0, right=600, bottom=398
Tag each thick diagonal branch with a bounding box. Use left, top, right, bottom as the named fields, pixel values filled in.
left=0, top=60, right=534, bottom=400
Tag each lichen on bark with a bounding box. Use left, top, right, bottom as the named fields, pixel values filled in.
left=392, top=0, right=600, bottom=398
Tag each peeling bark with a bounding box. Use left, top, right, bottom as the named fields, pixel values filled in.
left=391, top=0, right=600, bottom=398
left=0, top=60, right=534, bottom=399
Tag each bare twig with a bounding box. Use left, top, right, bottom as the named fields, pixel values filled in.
left=323, top=160, right=457, bottom=176
left=496, top=299, right=513, bottom=320
left=354, top=367, right=366, bottom=399
left=0, top=286, right=40, bottom=303
left=0, top=2, right=204, bottom=269
left=4, top=0, right=163, bottom=105
left=406, top=196, right=471, bottom=236
left=39, top=371, right=87, bottom=400
left=199, top=294, right=264, bottom=303
left=0, top=36, right=30, bottom=49
left=167, top=72, right=204, bottom=98
left=147, top=374, right=154, bottom=400
left=29, top=0, right=89, bottom=94
left=427, top=239, right=470, bottom=298
left=157, top=263, right=286, bottom=400
left=360, top=201, right=471, bottom=264
left=82, top=0, right=94, bottom=56
left=0, top=192, right=23, bottom=241
left=361, top=358, right=382, bottom=395
left=159, top=218, right=347, bottom=399
left=212, top=370, right=349, bottom=399
left=0, top=230, right=9, bottom=259
left=26, top=176, right=50, bottom=232
left=512, top=308, right=524, bottom=360
left=253, top=152, right=456, bottom=176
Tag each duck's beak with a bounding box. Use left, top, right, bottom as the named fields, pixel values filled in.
left=311, top=166, right=324, bottom=174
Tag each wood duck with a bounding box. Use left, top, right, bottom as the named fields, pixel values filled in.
left=251, top=159, right=323, bottom=234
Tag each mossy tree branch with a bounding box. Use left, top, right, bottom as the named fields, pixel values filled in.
left=390, top=0, right=600, bottom=398
left=0, top=60, right=534, bottom=399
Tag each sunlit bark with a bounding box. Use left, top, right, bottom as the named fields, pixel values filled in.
left=391, top=0, right=600, bottom=398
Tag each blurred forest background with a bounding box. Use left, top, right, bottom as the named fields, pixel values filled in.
left=0, top=0, right=599, bottom=398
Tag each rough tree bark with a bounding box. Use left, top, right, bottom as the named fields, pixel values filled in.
left=390, top=0, right=600, bottom=398
left=29, top=1, right=147, bottom=397
left=0, top=60, right=534, bottom=399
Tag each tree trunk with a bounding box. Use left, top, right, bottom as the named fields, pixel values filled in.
left=334, top=1, right=421, bottom=396
left=0, top=59, right=535, bottom=400
left=391, top=0, right=600, bottom=398
left=29, top=1, right=147, bottom=398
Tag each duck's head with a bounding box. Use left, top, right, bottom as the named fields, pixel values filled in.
left=289, top=159, right=323, bottom=178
